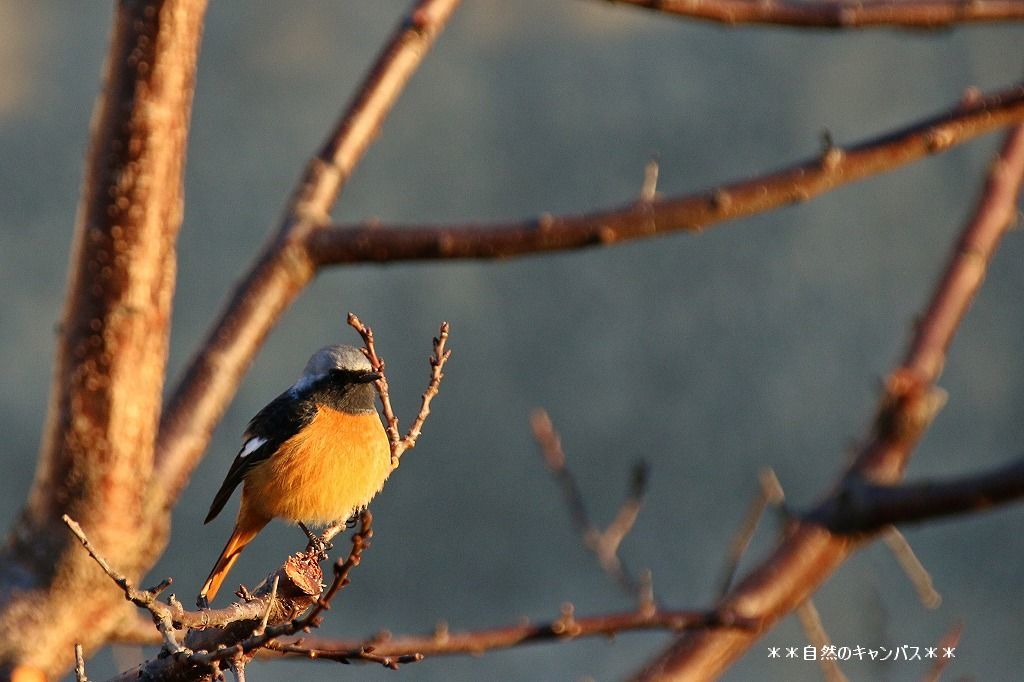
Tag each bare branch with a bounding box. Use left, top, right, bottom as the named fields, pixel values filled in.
left=228, top=655, right=246, bottom=682
left=153, top=0, right=462, bottom=513
left=602, top=461, right=649, bottom=564
left=347, top=314, right=451, bottom=468
left=307, top=82, right=1024, bottom=265
left=266, top=640, right=425, bottom=670
left=795, top=600, right=847, bottom=682
left=62, top=515, right=189, bottom=657
left=255, top=576, right=280, bottom=637
left=716, top=468, right=785, bottom=597
left=267, top=605, right=744, bottom=662
left=922, top=622, right=963, bottom=682
left=603, top=0, right=1024, bottom=29
left=531, top=409, right=648, bottom=596
left=882, top=528, right=942, bottom=609
left=631, top=124, right=1024, bottom=681
left=819, top=455, right=1024, bottom=531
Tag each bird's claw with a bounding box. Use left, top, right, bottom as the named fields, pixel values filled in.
left=299, top=522, right=332, bottom=556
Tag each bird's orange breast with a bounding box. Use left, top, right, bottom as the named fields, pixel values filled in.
left=241, top=406, right=391, bottom=525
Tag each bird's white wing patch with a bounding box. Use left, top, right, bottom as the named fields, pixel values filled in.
left=239, top=436, right=268, bottom=459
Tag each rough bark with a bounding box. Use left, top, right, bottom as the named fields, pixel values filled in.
left=0, top=1, right=207, bottom=676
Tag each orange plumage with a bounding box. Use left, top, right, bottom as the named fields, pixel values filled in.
left=199, top=407, right=390, bottom=602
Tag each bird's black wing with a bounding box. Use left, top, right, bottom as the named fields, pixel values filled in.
left=203, top=388, right=318, bottom=524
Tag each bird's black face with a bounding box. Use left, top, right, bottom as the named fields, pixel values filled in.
left=309, top=368, right=379, bottom=413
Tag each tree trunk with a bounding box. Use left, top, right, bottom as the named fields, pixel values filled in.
left=0, top=1, right=206, bottom=676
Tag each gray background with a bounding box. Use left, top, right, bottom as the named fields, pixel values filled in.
left=1, top=1, right=1022, bottom=680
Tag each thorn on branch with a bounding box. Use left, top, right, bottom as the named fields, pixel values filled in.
left=552, top=602, right=582, bottom=637
left=639, top=156, right=659, bottom=202
left=638, top=569, right=656, bottom=616
left=819, top=129, right=844, bottom=171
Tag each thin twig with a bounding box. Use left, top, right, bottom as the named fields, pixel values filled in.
left=347, top=314, right=451, bottom=468
left=266, top=639, right=425, bottom=669
left=795, top=600, right=848, bottom=682
left=400, top=323, right=451, bottom=455
left=631, top=124, right=1024, bottom=681
left=603, top=0, right=1024, bottom=29
left=882, top=528, right=942, bottom=609
left=74, top=643, right=88, bottom=682
left=228, top=655, right=246, bottom=682
left=716, top=468, right=785, bottom=597
left=255, top=576, right=281, bottom=636
left=639, top=157, right=659, bottom=202
left=62, top=515, right=189, bottom=657
left=308, top=82, right=1024, bottom=265
left=602, top=461, right=649, bottom=563
left=531, top=409, right=648, bottom=596
left=922, top=621, right=963, bottom=682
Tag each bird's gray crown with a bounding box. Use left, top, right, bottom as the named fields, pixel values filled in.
left=300, top=344, right=372, bottom=381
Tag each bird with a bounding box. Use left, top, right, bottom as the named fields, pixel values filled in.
left=197, top=344, right=391, bottom=606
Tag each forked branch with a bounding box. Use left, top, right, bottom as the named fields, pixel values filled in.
left=347, top=313, right=451, bottom=468
left=531, top=409, right=649, bottom=596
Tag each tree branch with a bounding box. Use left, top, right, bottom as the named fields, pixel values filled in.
left=820, top=456, right=1024, bottom=532
left=716, top=468, right=785, bottom=597
left=266, top=605, right=744, bottom=662
left=152, top=0, right=462, bottom=513
left=630, top=123, right=1024, bottom=680
left=307, top=82, right=1024, bottom=264
left=62, top=515, right=188, bottom=657
left=602, top=0, right=1024, bottom=29
left=531, top=409, right=649, bottom=596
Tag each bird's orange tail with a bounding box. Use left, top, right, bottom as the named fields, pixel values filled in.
left=198, top=518, right=267, bottom=604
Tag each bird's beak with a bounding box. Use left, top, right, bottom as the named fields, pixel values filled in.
left=357, top=371, right=382, bottom=384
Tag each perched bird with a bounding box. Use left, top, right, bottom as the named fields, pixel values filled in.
left=198, top=344, right=391, bottom=605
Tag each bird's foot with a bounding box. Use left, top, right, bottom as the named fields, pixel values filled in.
left=299, top=522, right=333, bottom=557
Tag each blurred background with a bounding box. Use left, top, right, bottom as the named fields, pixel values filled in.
left=1, top=1, right=1023, bottom=679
